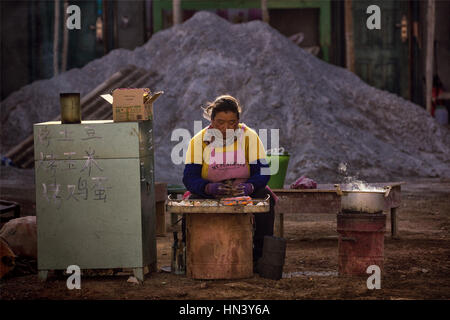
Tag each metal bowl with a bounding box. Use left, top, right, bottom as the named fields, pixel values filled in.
left=335, top=185, right=391, bottom=213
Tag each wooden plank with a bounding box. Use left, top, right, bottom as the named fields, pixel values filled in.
left=17, top=148, right=35, bottom=168
left=173, top=0, right=182, bottom=25
left=4, top=135, right=34, bottom=159
left=391, top=207, right=398, bottom=238
left=155, top=201, right=166, bottom=236
left=53, top=0, right=60, bottom=76
left=21, top=154, right=35, bottom=169
left=276, top=192, right=341, bottom=214
left=384, top=185, right=402, bottom=209
left=319, top=0, right=332, bottom=62
left=82, top=66, right=145, bottom=117
left=344, top=0, right=355, bottom=72
left=9, top=144, right=33, bottom=166
left=274, top=207, right=281, bottom=237
left=154, top=182, right=168, bottom=203
left=169, top=210, right=181, bottom=230
left=365, top=182, right=405, bottom=188
left=80, top=65, right=137, bottom=108
left=273, top=210, right=284, bottom=238
left=167, top=205, right=270, bottom=214
left=61, top=0, right=69, bottom=72
left=273, top=182, right=402, bottom=239
left=186, top=212, right=253, bottom=279
left=425, top=0, right=435, bottom=114
left=273, top=189, right=338, bottom=193
left=280, top=212, right=284, bottom=238
left=261, top=0, right=269, bottom=23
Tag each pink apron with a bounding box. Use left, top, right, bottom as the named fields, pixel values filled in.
left=206, top=125, right=249, bottom=187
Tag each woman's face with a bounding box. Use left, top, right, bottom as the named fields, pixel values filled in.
left=211, top=111, right=239, bottom=139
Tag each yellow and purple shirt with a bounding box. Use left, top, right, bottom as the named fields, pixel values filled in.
left=183, top=123, right=270, bottom=197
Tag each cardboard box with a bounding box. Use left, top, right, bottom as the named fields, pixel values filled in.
left=101, top=88, right=163, bottom=122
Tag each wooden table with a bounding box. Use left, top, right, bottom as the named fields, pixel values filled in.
left=167, top=201, right=270, bottom=279
left=272, top=182, right=403, bottom=238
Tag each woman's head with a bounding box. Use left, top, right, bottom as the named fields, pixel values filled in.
left=203, top=95, right=242, bottom=135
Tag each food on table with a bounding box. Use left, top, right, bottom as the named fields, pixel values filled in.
left=221, top=196, right=253, bottom=206
left=168, top=196, right=267, bottom=207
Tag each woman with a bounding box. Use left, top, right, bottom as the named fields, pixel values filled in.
left=182, top=95, right=276, bottom=271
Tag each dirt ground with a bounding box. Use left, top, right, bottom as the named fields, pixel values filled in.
left=1, top=178, right=449, bottom=300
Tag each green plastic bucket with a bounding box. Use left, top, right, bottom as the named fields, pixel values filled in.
left=266, top=151, right=290, bottom=189
left=168, top=184, right=187, bottom=195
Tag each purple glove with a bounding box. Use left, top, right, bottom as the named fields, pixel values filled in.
left=205, top=183, right=230, bottom=196
left=236, top=183, right=254, bottom=196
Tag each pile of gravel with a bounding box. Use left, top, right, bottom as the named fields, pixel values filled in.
left=1, top=11, right=449, bottom=184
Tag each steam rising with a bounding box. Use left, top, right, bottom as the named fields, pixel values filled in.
left=338, top=162, right=385, bottom=192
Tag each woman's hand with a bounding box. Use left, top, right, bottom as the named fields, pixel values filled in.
left=205, top=183, right=232, bottom=197
left=234, top=183, right=254, bottom=196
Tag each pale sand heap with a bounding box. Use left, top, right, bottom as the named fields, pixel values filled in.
left=1, top=11, right=449, bottom=184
